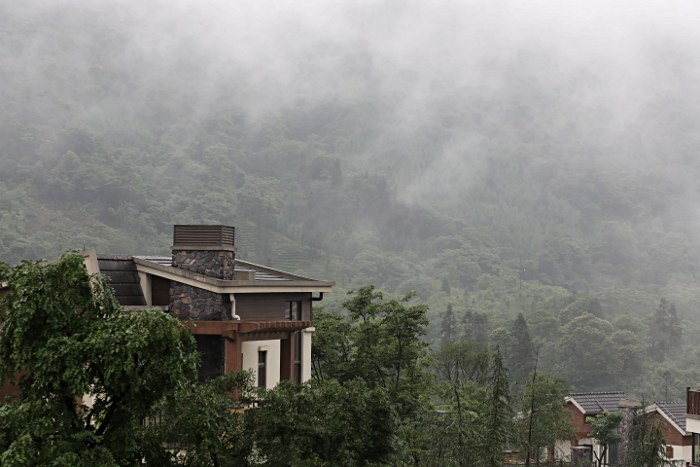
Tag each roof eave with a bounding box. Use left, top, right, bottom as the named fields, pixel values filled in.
left=133, top=257, right=335, bottom=293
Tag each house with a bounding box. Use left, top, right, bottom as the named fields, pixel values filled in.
left=1, top=224, right=334, bottom=390
left=645, top=401, right=692, bottom=462
left=684, top=387, right=700, bottom=465
left=561, top=391, right=632, bottom=464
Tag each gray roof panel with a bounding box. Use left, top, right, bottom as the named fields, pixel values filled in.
left=97, top=255, right=147, bottom=306
left=134, top=257, right=300, bottom=282
left=568, top=392, right=628, bottom=414
left=656, top=401, right=686, bottom=431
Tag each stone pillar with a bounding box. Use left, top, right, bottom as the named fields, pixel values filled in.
left=617, top=399, right=642, bottom=465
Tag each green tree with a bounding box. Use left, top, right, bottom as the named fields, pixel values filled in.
left=586, top=411, right=624, bottom=466
left=429, top=341, right=490, bottom=466
left=441, top=276, right=452, bottom=294
left=0, top=252, right=198, bottom=466
left=624, top=402, right=674, bottom=467
left=463, top=309, right=489, bottom=348
left=516, top=372, right=577, bottom=464
left=441, top=303, right=458, bottom=347
left=651, top=298, right=682, bottom=362
left=554, top=313, right=616, bottom=390
left=311, top=286, right=432, bottom=458
left=140, top=371, right=257, bottom=467
left=508, top=313, right=535, bottom=384
left=478, top=347, right=513, bottom=467
left=249, top=379, right=398, bottom=467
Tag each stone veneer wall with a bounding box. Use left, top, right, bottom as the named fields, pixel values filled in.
left=170, top=281, right=229, bottom=321
left=172, top=250, right=234, bottom=280
left=616, top=401, right=641, bottom=464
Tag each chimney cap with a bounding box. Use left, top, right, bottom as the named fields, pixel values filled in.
left=172, top=225, right=236, bottom=249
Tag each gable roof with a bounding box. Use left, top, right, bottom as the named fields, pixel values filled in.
left=97, top=255, right=147, bottom=306
left=567, top=392, right=628, bottom=414
left=653, top=401, right=687, bottom=433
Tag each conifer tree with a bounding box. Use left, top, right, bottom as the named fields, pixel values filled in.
left=624, top=401, right=674, bottom=467
left=478, top=346, right=512, bottom=467
left=442, top=276, right=452, bottom=294
left=463, top=310, right=489, bottom=348
left=508, top=313, right=535, bottom=383
left=652, top=299, right=682, bottom=361
left=441, top=303, right=457, bottom=347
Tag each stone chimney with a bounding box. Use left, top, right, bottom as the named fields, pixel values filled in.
left=171, top=225, right=236, bottom=280
left=169, top=225, right=235, bottom=321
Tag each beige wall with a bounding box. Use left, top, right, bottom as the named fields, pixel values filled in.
left=242, top=339, right=280, bottom=389
left=138, top=272, right=152, bottom=306
left=302, top=327, right=315, bottom=383
left=668, top=444, right=692, bottom=462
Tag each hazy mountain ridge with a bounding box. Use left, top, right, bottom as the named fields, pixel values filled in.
left=2, top=0, right=700, bottom=396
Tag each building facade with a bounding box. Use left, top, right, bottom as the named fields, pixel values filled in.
left=1, top=225, right=334, bottom=392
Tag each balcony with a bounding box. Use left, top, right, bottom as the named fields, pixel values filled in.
left=686, top=387, right=700, bottom=434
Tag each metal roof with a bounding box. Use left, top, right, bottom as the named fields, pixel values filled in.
left=568, top=391, right=628, bottom=414
left=133, top=256, right=296, bottom=281
left=97, top=255, right=147, bottom=306
left=655, top=401, right=686, bottom=431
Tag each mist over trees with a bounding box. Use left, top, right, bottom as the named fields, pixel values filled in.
left=2, top=0, right=700, bottom=396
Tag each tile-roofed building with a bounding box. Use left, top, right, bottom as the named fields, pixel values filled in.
left=656, top=401, right=686, bottom=432
left=558, top=391, right=631, bottom=465
left=567, top=391, right=629, bottom=414
left=646, top=401, right=691, bottom=462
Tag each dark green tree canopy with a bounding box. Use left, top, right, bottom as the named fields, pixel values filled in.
left=0, top=251, right=199, bottom=465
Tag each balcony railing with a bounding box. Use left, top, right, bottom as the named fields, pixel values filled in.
left=687, top=387, right=700, bottom=417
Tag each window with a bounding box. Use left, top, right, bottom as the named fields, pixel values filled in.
left=258, top=351, right=267, bottom=388
left=285, top=301, right=302, bottom=321
left=694, top=433, right=700, bottom=465
left=294, top=332, right=302, bottom=384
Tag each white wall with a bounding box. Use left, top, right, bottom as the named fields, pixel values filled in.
left=302, top=327, right=315, bottom=383
left=669, top=444, right=691, bottom=463
left=687, top=418, right=700, bottom=435
left=556, top=440, right=572, bottom=460
left=242, top=339, right=280, bottom=389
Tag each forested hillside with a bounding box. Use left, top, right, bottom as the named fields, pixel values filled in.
left=2, top=0, right=700, bottom=397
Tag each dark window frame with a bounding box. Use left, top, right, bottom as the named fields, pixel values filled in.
left=258, top=350, right=267, bottom=388
left=294, top=332, right=302, bottom=384
left=285, top=301, right=302, bottom=321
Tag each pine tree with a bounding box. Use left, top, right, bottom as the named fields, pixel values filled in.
left=478, top=346, right=513, bottom=467
left=652, top=299, right=682, bottom=361
left=463, top=310, right=489, bottom=348
left=441, top=276, right=452, bottom=294
left=624, top=401, right=674, bottom=467
left=441, top=304, right=458, bottom=347
left=508, top=313, right=535, bottom=383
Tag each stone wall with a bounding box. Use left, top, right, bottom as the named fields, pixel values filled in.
left=172, top=249, right=234, bottom=280
left=616, top=400, right=642, bottom=464
left=170, top=281, right=230, bottom=321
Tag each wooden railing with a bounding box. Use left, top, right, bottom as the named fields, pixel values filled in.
left=687, top=387, right=700, bottom=416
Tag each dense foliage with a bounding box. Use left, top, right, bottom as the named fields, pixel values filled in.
left=0, top=252, right=199, bottom=465
left=2, top=0, right=700, bottom=398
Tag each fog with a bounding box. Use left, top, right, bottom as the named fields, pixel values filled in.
left=4, top=0, right=700, bottom=397
left=3, top=0, right=700, bottom=244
